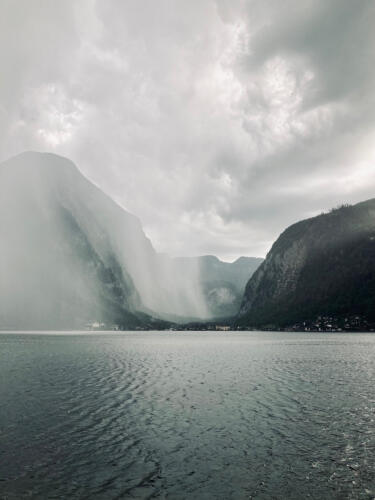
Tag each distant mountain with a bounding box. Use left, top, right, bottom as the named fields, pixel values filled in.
left=175, top=255, right=263, bottom=318
left=238, top=200, right=375, bottom=328
left=0, top=152, right=207, bottom=329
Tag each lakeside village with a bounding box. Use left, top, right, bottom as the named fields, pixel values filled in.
left=86, top=321, right=232, bottom=332
left=249, top=314, right=375, bottom=332
left=86, top=315, right=375, bottom=332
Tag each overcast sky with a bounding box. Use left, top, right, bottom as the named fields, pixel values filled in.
left=1, top=0, right=374, bottom=260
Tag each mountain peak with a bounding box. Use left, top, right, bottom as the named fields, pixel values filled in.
left=2, top=151, right=80, bottom=176
left=238, top=197, right=375, bottom=328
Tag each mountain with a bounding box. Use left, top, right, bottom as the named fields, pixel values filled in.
left=0, top=152, right=207, bottom=329
left=238, top=201, right=375, bottom=328
left=174, top=255, right=263, bottom=318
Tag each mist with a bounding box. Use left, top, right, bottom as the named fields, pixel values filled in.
left=0, top=152, right=212, bottom=328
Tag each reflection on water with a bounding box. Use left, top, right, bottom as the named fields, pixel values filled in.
left=1, top=331, right=375, bottom=499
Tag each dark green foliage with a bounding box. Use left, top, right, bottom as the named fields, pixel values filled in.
left=238, top=199, right=375, bottom=327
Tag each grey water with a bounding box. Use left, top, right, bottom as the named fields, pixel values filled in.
left=1, top=332, right=375, bottom=499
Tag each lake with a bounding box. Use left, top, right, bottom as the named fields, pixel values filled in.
left=1, top=331, right=375, bottom=499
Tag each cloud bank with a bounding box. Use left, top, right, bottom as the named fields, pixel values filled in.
left=1, top=0, right=374, bottom=260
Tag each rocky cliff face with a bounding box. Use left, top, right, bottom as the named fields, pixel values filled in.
left=0, top=151, right=266, bottom=328
left=0, top=152, right=206, bottom=328
left=238, top=200, right=375, bottom=327
left=0, top=153, right=143, bottom=328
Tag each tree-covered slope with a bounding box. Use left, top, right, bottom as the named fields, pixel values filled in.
left=238, top=201, right=375, bottom=327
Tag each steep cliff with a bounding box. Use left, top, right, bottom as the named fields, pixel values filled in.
left=238, top=200, right=375, bottom=327
left=0, top=151, right=264, bottom=329
left=0, top=152, right=205, bottom=328
left=0, top=152, right=146, bottom=328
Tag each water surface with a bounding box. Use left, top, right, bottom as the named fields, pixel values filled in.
left=1, top=331, right=375, bottom=499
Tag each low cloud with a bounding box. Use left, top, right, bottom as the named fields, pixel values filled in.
left=1, top=0, right=374, bottom=260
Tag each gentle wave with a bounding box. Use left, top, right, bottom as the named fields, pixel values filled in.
left=1, top=331, right=375, bottom=499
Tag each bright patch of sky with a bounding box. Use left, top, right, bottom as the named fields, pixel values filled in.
left=1, top=0, right=374, bottom=260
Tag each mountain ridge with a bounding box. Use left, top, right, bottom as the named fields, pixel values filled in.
left=237, top=200, right=375, bottom=328
left=173, top=255, right=263, bottom=317
left=0, top=151, right=261, bottom=328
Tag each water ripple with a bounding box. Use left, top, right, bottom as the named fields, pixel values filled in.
left=1, top=331, right=375, bottom=499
